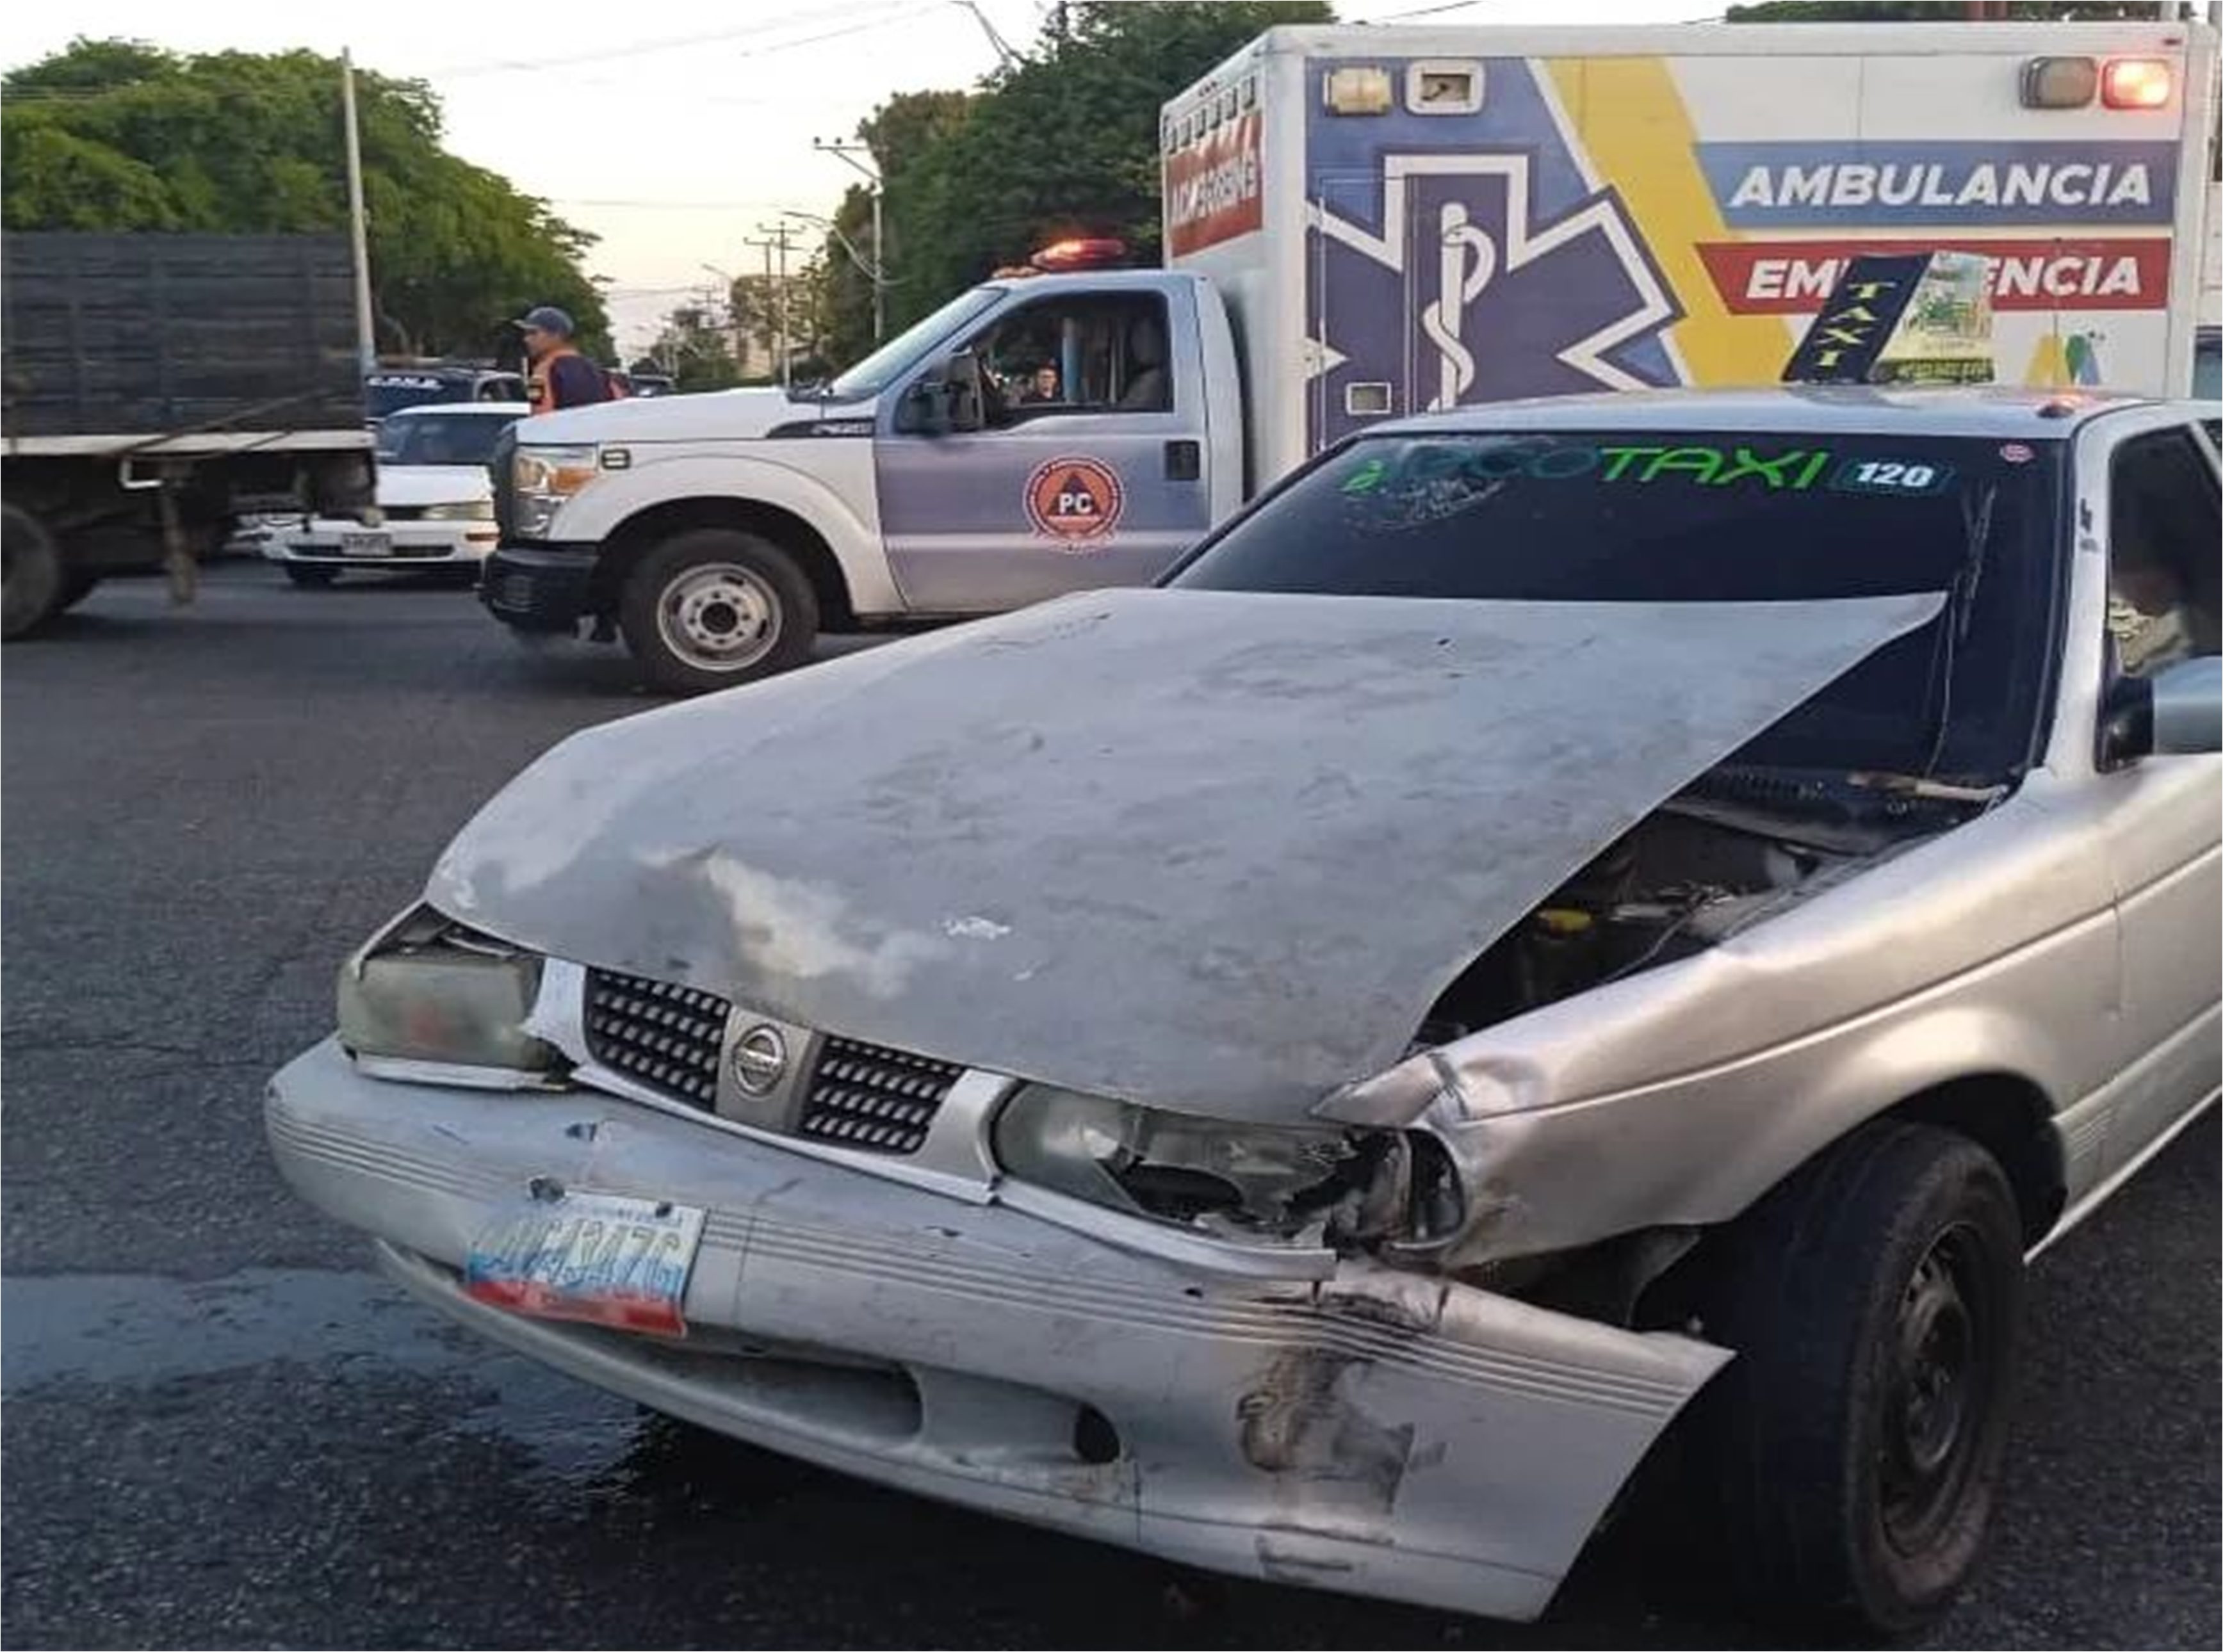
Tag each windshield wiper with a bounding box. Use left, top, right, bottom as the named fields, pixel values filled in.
left=1914, top=482, right=1998, bottom=778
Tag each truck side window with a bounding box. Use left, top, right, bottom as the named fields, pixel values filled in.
left=2106, top=426, right=2221, bottom=677
left=963, top=293, right=1173, bottom=424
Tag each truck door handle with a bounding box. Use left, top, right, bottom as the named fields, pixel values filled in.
left=1164, top=439, right=1201, bottom=482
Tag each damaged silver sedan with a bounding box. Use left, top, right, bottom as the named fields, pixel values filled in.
left=267, top=389, right=2222, bottom=1634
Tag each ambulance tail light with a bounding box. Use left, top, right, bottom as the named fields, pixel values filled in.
left=2099, top=58, right=2172, bottom=110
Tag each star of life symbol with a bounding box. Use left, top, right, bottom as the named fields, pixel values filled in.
left=1310, top=154, right=1681, bottom=409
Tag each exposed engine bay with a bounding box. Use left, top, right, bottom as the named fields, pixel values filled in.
left=1034, top=766, right=1992, bottom=1256
left=1419, top=766, right=1987, bottom=1041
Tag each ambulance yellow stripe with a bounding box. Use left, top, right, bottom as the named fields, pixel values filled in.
left=1544, top=56, right=1788, bottom=386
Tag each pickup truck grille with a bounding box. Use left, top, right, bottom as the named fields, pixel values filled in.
left=582, top=969, right=727, bottom=1112
left=796, top=1038, right=963, bottom=1155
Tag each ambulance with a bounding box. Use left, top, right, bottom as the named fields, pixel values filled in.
left=485, top=17, right=2219, bottom=690
left=1163, top=16, right=2220, bottom=480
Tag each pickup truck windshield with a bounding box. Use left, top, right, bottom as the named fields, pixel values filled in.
left=1174, top=430, right=2065, bottom=781
left=824, top=287, right=1002, bottom=401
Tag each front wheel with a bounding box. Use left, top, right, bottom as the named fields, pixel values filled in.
left=619, top=528, right=818, bottom=695
left=1689, top=1120, right=2023, bottom=1635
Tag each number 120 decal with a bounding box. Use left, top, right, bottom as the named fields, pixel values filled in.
left=1829, top=458, right=1955, bottom=496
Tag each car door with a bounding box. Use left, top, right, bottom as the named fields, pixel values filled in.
left=2083, top=416, right=2223, bottom=1172
left=873, top=286, right=1214, bottom=613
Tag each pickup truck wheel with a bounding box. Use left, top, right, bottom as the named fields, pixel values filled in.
left=1690, top=1121, right=2022, bottom=1636
left=3, top=504, right=67, bottom=639
left=284, top=565, right=338, bottom=588
left=621, top=529, right=817, bottom=694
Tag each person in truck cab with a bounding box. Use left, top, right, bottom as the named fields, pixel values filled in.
left=514, top=306, right=611, bottom=415
left=1022, top=362, right=1062, bottom=404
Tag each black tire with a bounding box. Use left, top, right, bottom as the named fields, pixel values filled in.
left=1689, top=1121, right=2023, bottom=1636
left=56, top=569, right=102, bottom=613
left=284, top=564, right=338, bottom=588
left=3, top=503, right=67, bottom=640
left=619, top=528, right=818, bottom=695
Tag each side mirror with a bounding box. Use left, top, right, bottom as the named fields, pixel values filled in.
left=941, top=348, right=985, bottom=433
left=893, top=377, right=945, bottom=435
left=2100, top=654, right=2223, bottom=763
left=892, top=350, right=986, bottom=437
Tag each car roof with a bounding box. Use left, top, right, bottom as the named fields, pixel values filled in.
left=1381, top=385, right=2182, bottom=441
left=386, top=401, right=532, bottom=418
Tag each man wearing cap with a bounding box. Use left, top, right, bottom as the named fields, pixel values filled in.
left=516, top=305, right=612, bottom=415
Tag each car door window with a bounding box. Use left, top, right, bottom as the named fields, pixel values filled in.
left=959, top=293, right=1172, bottom=425
left=2106, top=426, right=2221, bottom=677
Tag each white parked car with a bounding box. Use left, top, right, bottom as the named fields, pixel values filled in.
left=268, top=403, right=526, bottom=587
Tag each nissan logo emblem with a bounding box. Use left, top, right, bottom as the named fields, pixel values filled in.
left=730, top=1024, right=788, bottom=1095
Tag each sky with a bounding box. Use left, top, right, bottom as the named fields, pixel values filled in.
left=1, top=0, right=1711, bottom=352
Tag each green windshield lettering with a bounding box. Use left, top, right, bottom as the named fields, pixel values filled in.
left=1642, top=447, right=1725, bottom=483
left=1340, top=457, right=1388, bottom=494
left=1598, top=446, right=1665, bottom=481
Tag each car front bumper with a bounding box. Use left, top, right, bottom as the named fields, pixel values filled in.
left=265, top=1037, right=1727, bottom=1623
left=272, top=521, right=497, bottom=566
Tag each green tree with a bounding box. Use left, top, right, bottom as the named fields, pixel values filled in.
left=3, top=38, right=610, bottom=359
left=647, top=303, right=742, bottom=391
left=810, top=3, right=1328, bottom=367
left=814, top=88, right=977, bottom=368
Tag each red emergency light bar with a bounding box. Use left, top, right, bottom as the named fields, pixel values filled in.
left=1030, top=237, right=1129, bottom=272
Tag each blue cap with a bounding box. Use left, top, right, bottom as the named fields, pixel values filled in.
left=513, top=305, right=576, bottom=337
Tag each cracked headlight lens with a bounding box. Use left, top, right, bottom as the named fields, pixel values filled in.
left=992, top=1083, right=1374, bottom=1235
left=337, top=907, right=558, bottom=1075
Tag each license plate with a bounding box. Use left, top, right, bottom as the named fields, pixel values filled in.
left=339, top=530, right=391, bottom=557
left=464, top=1190, right=704, bottom=1336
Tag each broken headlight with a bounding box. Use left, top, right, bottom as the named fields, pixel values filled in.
left=337, top=907, right=560, bottom=1078
left=992, top=1085, right=1462, bottom=1244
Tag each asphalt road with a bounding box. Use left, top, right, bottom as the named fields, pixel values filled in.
left=3, top=565, right=2216, bottom=1650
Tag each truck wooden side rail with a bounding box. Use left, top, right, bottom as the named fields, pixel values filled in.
left=2, top=232, right=375, bottom=637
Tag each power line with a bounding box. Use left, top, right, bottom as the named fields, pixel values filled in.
left=427, top=0, right=938, bottom=80
left=554, top=198, right=803, bottom=211
left=3, top=1, right=939, bottom=101
left=1368, top=0, right=1494, bottom=19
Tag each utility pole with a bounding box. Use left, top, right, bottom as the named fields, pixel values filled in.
left=742, top=232, right=778, bottom=380
left=339, top=50, right=377, bottom=375
left=813, top=138, right=886, bottom=341
left=745, top=229, right=791, bottom=385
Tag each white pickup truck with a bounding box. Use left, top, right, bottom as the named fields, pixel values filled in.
left=481, top=17, right=2219, bottom=691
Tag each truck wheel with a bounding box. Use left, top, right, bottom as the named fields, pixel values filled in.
left=1690, top=1121, right=2023, bottom=1635
left=284, top=565, right=338, bottom=588
left=620, top=528, right=818, bottom=695
left=3, top=503, right=67, bottom=640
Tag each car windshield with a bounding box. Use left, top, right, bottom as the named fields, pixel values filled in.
left=824, top=287, right=1004, bottom=401
left=1173, top=428, right=2065, bottom=781
left=377, top=412, right=518, bottom=466
left=365, top=376, right=469, bottom=419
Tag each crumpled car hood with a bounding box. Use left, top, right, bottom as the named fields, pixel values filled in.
left=428, top=588, right=1941, bottom=1121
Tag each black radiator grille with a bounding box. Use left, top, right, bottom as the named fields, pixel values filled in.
left=582, top=969, right=728, bottom=1111
left=797, top=1037, right=963, bottom=1155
